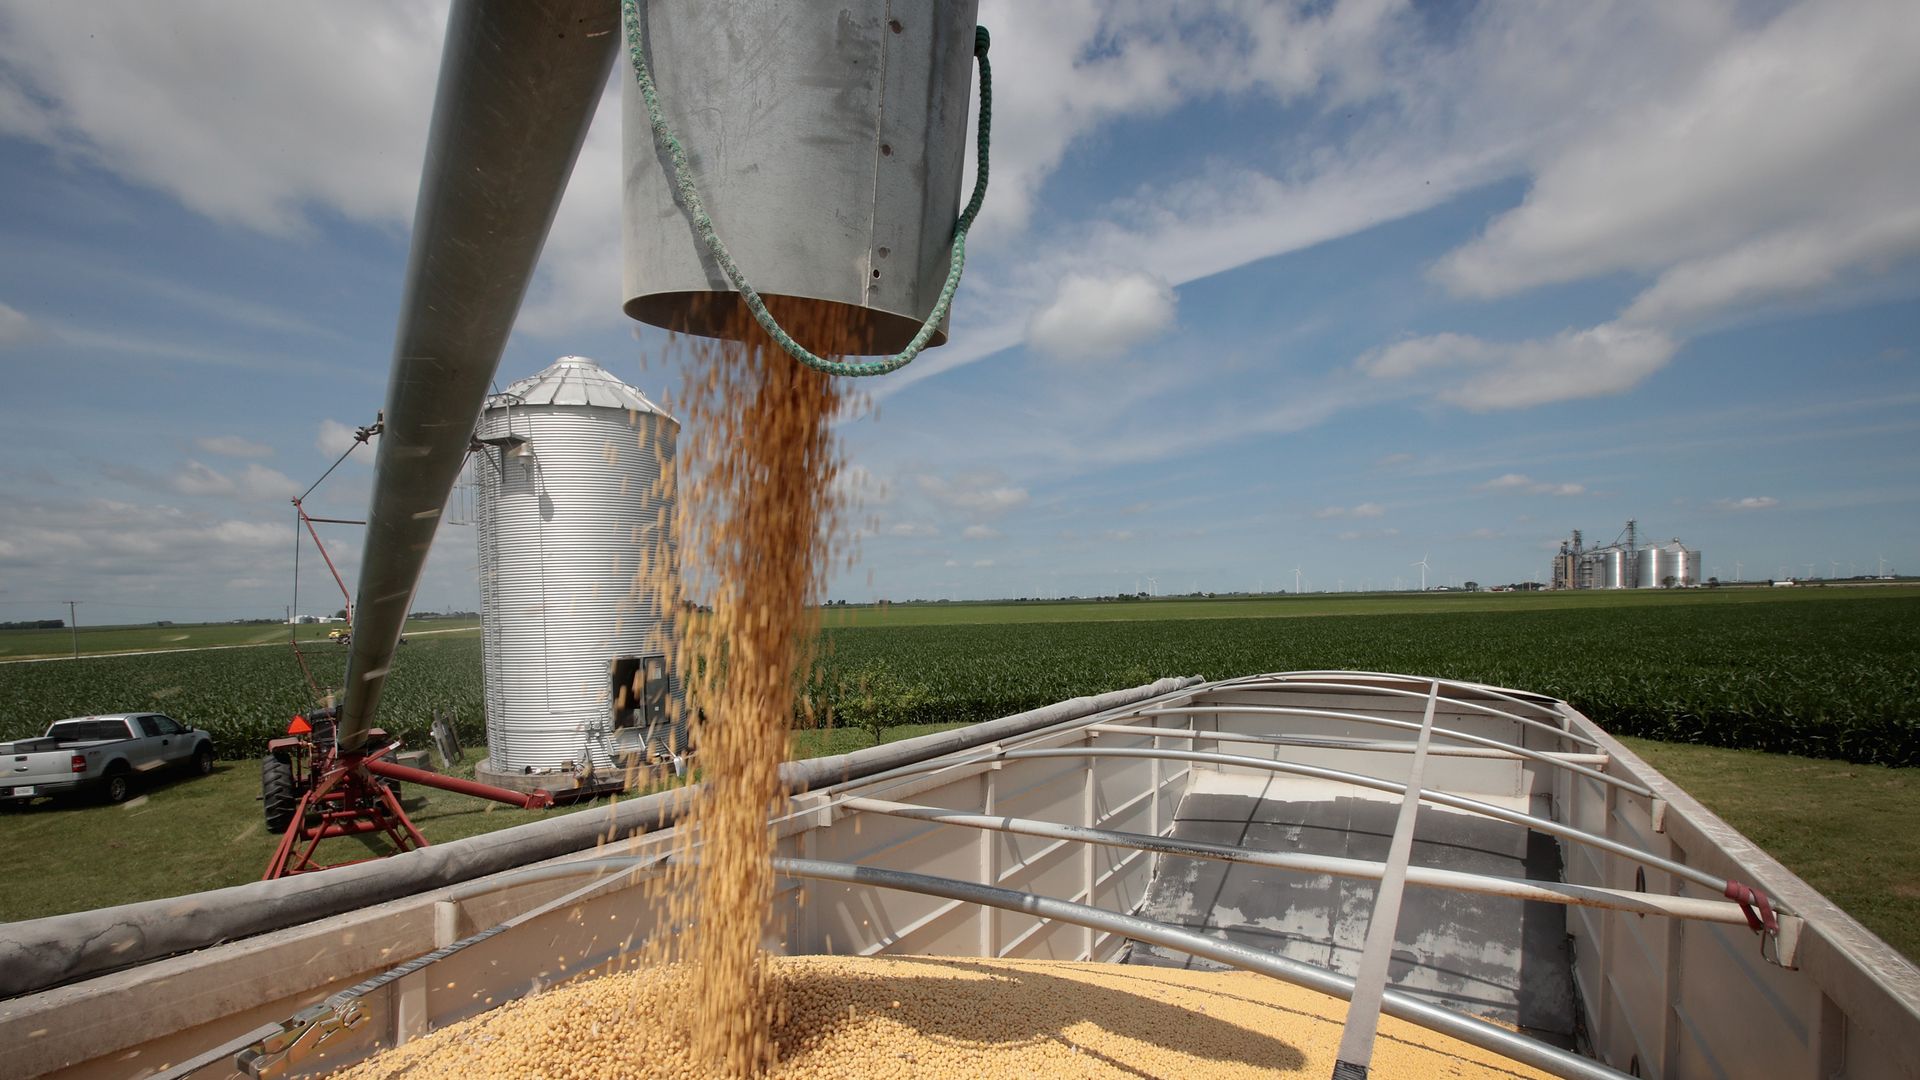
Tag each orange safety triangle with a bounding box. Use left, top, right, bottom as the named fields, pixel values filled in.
left=288, top=716, right=313, bottom=735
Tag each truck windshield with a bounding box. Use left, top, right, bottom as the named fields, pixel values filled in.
left=47, top=719, right=131, bottom=742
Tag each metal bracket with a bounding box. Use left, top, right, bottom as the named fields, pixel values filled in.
left=1651, top=798, right=1669, bottom=834
left=234, top=997, right=367, bottom=1078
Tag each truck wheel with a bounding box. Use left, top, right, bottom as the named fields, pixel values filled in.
left=262, top=753, right=298, bottom=834
left=100, top=766, right=133, bottom=805
left=192, top=745, right=215, bottom=777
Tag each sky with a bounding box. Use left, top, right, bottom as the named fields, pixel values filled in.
left=0, top=0, right=1916, bottom=624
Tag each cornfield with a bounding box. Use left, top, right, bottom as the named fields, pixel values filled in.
left=3, top=593, right=1915, bottom=765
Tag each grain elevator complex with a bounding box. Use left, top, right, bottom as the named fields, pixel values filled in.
left=1551, top=519, right=1702, bottom=590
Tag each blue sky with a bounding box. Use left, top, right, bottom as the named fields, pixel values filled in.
left=0, top=0, right=1915, bottom=623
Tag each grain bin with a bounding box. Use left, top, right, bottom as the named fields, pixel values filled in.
left=472, top=357, right=683, bottom=793
left=1636, top=544, right=1666, bottom=589
left=1637, top=540, right=1701, bottom=587
left=1585, top=546, right=1629, bottom=589
left=621, top=0, right=981, bottom=353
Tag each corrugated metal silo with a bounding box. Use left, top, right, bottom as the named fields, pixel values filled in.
left=1669, top=541, right=1701, bottom=587
left=1585, top=547, right=1628, bottom=589
left=471, top=357, right=682, bottom=789
left=1636, top=545, right=1665, bottom=589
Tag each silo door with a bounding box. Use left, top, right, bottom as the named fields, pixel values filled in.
left=610, top=654, right=670, bottom=733
left=611, top=656, right=641, bottom=729
left=640, top=655, right=669, bottom=730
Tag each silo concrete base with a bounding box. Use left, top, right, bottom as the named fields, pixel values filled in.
left=474, top=755, right=629, bottom=799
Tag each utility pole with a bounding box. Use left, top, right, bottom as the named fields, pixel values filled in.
left=66, top=600, right=79, bottom=659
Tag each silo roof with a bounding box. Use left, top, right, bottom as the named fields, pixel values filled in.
left=490, top=356, right=674, bottom=419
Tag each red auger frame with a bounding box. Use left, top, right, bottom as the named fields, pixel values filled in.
left=262, top=712, right=551, bottom=880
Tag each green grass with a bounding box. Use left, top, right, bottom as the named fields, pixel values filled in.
left=0, top=748, right=614, bottom=921
left=1621, top=737, right=1920, bottom=963
left=788, top=721, right=971, bottom=759
left=0, top=618, right=480, bottom=660
left=0, top=725, right=966, bottom=923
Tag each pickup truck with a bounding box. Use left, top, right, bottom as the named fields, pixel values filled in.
left=1, top=713, right=216, bottom=805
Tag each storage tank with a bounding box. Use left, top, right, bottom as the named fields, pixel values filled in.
left=1668, top=541, right=1701, bottom=587
left=1636, top=545, right=1665, bottom=589
left=472, top=357, right=682, bottom=791
left=1586, top=547, right=1628, bottom=589
left=1638, top=540, right=1701, bottom=587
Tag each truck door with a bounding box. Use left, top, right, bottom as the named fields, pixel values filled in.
left=130, top=715, right=168, bottom=772
left=150, top=715, right=190, bottom=766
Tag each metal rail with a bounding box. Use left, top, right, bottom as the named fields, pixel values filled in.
left=1219, top=670, right=1572, bottom=720
left=1116, top=704, right=1652, bottom=797
left=1334, top=678, right=1439, bottom=1075
left=1200, top=676, right=1599, bottom=748
left=773, top=858, right=1633, bottom=1080
left=1089, top=724, right=1612, bottom=764
left=337, top=0, right=618, bottom=751
left=841, top=797, right=1760, bottom=926
left=982, top=746, right=1749, bottom=902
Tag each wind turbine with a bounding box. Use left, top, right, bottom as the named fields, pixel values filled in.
left=1412, top=554, right=1431, bottom=592
left=1293, top=567, right=1302, bottom=594
left=1734, top=560, right=1743, bottom=581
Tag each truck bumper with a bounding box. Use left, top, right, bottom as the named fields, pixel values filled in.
left=1, top=778, right=85, bottom=800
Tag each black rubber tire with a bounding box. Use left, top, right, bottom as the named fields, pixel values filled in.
left=262, top=753, right=298, bottom=834
left=100, top=766, right=133, bottom=805
left=192, top=744, right=215, bottom=777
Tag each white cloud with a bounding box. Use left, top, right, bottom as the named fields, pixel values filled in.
left=194, top=434, right=275, bottom=459
left=237, top=464, right=299, bottom=501
left=1026, top=271, right=1175, bottom=361
left=170, top=459, right=235, bottom=497
left=1359, top=323, right=1678, bottom=411
left=0, top=497, right=285, bottom=583
left=1314, top=502, right=1385, bottom=519
left=316, top=418, right=362, bottom=456
left=962, top=525, right=1001, bottom=540
left=832, top=464, right=891, bottom=508
left=0, top=302, right=36, bottom=346
left=1717, top=496, right=1780, bottom=510
left=1434, top=0, right=1920, bottom=328
left=0, top=2, right=445, bottom=236
left=1479, top=474, right=1585, bottom=496
left=886, top=521, right=940, bottom=538
left=1102, top=529, right=1135, bottom=543
left=966, top=0, right=1410, bottom=246
left=914, top=472, right=1029, bottom=516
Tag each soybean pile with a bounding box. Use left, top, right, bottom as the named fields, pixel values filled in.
left=11, top=589, right=1909, bottom=766
left=326, top=955, right=1555, bottom=1080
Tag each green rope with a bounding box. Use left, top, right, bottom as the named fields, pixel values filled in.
left=621, top=1, right=991, bottom=377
